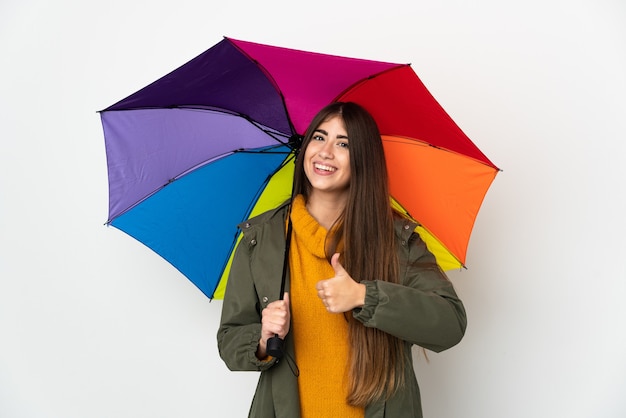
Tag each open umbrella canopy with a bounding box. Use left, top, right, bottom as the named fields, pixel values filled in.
left=100, top=37, right=499, bottom=299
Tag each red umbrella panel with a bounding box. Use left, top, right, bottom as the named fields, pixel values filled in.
left=100, top=37, right=499, bottom=299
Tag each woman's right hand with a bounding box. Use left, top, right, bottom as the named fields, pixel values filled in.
left=257, top=292, right=290, bottom=359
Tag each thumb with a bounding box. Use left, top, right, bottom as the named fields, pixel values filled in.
left=331, top=253, right=346, bottom=275
left=282, top=291, right=290, bottom=306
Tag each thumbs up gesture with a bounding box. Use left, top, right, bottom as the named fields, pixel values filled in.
left=315, top=253, right=366, bottom=313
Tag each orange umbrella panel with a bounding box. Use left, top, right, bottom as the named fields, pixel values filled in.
left=384, top=135, right=498, bottom=267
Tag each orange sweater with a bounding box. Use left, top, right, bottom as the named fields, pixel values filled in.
left=289, top=195, right=364, bottom=418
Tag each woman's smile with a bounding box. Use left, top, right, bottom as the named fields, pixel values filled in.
left=313, top=162, right=337, bottom=173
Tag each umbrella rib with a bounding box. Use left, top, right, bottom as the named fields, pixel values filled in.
left=240, top=152, right=296, bottom=220
left=390, top=197, right=466, bottom=270
left=243, top=116, right=303, bottom=153
left=226, top=38, right=298, bottom=137
left=106, top=145, right=294, bottom=225
left=209, top=151, right=297, bottom=298
left=383, top=135, right=502, bottom=170
left=167, top=105, right=298, bottom=150
left=331, top=64, right=409, bottom=102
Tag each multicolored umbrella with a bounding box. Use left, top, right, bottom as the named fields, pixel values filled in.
left=100, top=37, right=499, bottom=300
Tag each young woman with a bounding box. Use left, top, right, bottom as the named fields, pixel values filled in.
left=217, top=102, right=467, bottom=417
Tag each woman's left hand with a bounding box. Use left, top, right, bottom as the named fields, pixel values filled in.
left=316, top=253, right=366, bottom=313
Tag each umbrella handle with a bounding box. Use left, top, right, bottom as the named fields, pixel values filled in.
left=265, top=214, right=292, bottom=360
left=266, top=334, right=285, bottom=358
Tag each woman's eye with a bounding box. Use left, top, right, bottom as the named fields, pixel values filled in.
left=338, top=141, right=349, bottom=148
left=313, top=135, right=324, bottom=141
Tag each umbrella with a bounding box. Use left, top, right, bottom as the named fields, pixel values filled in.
left=99, top=37, right=499, bottom=300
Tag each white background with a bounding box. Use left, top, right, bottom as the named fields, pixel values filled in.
left=1, top=0, right=625, bottom=417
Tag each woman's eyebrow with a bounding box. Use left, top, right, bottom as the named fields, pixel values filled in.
left=314, top=129, right=349, bottom=140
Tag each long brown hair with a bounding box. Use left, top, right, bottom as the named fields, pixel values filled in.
left=292, top=102, right=406, bottom=406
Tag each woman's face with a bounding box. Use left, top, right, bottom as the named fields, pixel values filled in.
left=303, top=115, right=351, bottom=199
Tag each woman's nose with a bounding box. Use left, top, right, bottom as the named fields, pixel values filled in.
left=319, top=142, right=333, bottom=159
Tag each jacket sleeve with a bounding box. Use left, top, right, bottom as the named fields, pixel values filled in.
left=216, top=235, right=278, bottom=372
left=352, top=231, right=467, bottom=352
